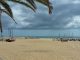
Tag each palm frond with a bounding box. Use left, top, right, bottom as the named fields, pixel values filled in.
left=35, top=0, right=53, bottom=14
left=8, top=0, right=53, bottom=14
left=26, top=0, right=36, bottom=9
left=1, top=0, right=13, bottom=18
left=1, top=9, right=17, bottom=23
left=0, top=0, right=53, bottom=32
left=8, top=0, right=36, bottom=12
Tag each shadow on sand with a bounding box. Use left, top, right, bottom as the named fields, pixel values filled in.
left=0, top=57, right=3, bottom=60
left=24, top=50, right=53, bottom=53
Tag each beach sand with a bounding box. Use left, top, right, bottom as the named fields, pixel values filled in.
left=0, top=38, right=80, bottom=60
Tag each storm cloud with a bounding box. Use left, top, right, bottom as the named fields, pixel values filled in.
left=2, top=0, right=80, bottom=29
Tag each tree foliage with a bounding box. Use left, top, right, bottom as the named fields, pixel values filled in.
left=0, top=0, right=53, bottom=32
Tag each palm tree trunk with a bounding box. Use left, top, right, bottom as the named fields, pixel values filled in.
left=0, top=6, right=3, bottom=41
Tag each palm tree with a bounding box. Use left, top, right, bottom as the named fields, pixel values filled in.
left=0, top=0, right=53, bottom=32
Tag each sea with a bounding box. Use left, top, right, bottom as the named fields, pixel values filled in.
left=0, top=29, right=80, bottom=38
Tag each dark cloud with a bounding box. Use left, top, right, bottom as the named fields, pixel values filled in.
left=18, top=3, right=80, bottom=29
left=2, top=1, right=80, bottom=29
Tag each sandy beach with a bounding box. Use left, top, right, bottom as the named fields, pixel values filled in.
left=0, top=38, right=80, bottom=60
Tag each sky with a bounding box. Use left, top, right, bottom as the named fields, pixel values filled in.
left=1, top=0, right=80, bottom=37
left=2, top=0, right=80, bottom=29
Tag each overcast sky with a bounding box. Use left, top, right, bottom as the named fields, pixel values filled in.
left=2, top=0, right=80, bottom=29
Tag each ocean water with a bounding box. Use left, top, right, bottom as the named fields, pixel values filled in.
left=0, top=29, right=80, bottom=38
